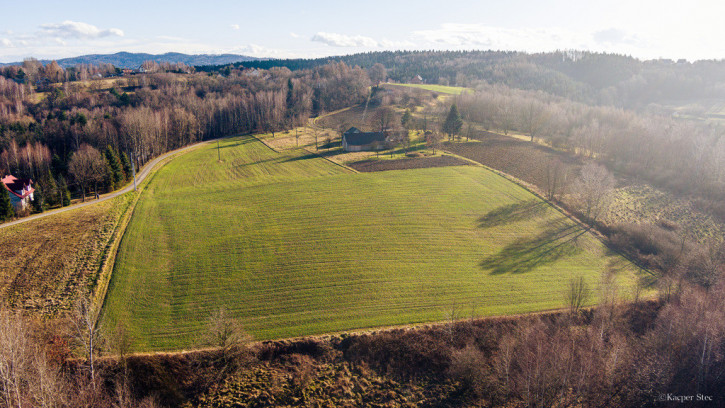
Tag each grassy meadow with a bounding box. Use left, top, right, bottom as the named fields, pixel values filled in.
left=102, top=135, right=642, bottom=351
left=384, top=83, right=473, bottom=95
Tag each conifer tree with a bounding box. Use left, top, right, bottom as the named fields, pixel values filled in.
left=120, top=152, right=132, bottom=181
left=41, top=170, right=58, bottom=207
left=442, top=104, right=463, bottom=141
left=105, top=146, right=124, bottom=186
left=31, top=184, right=44, bottom=213
left=0, top=187, right=14, bottom=221
left=57, top=176, right=71, bottom=207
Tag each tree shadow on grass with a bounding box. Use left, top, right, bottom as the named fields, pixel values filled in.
left=282, top=148, right=344, bottom=163
left=478, top=200, right=548, bottom=229
left=481, top=223, right=587, bottom=274
left=232, top=156, right=283, bottom=169
left=215, top=137, right=258, bottom=150
left=283, top=153, right=322, bottom=163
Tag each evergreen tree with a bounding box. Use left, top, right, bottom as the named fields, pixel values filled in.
left=51, top=154, right=66, bottom=177
left=120, top=152, right=132, bottom=181
left=104, top=163, right=115, bottom=193
left=40, top=170, right=58, bottom=207
left=286, top=78, right=294, bottom=109
left=0, top=188, right=14, bottom=221
left=401, top=109, right=412, bottom=130
left=31, top=184, right=44, bottom=213
left=105, top=146, right=124, bottom=186
left=57, top=176, right=71, bottom=207
left=442, top=104, right=463, bottom=141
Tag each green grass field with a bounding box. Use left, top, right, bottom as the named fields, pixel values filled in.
left=102, top=136, right=642, bottom=351
left=385, top=83, right=473, bottom=95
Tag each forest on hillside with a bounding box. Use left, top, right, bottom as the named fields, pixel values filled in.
left=0, top=60, right=369, bottom=214
left=1, top=50, right=725, bottom=223
left=202, top=50, right=725, bottom=108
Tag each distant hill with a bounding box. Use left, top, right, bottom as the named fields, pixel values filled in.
left=200, top=50, right=725, bottom=109
left=0, top=52, right=259, bottom=68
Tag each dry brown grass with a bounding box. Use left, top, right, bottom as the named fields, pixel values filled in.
left=0, top=193, right=133, bottom=316
left=259, top=127, right=338, bottom=151
left=446, top=131, right=725, bottom=244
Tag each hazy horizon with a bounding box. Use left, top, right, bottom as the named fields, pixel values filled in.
left=2, top=0, right=725, bottom=64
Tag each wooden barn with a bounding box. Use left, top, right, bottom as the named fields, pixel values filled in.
left=342, top=127, right=389, bottom=152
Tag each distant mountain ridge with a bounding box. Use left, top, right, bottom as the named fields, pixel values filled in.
left=0, top=52, right=260, bottom=68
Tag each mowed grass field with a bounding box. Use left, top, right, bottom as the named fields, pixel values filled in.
left=384, top=83, right=472, bottom=95
left=102, top=136, right=641, bottom=351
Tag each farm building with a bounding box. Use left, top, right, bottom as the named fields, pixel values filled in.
left=410, top=75, right=424, bottom=84
left=2, top=175, right=34, bottom=211
left=342, top=127, right=389, bottom=152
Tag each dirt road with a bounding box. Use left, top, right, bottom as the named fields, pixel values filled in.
left=0, top=140, right=208, bottom=230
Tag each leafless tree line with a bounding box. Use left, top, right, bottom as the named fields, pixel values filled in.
left=458, top=84, right=725, bottom=202
left=0, top=61, right=370, bottom=203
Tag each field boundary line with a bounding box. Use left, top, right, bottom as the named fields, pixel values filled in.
left=311, top=105, right=358, bottom=129
left=83, top=301, right=661, bottom=359
left=91, top=143, right=207, bottom=324
left=249, top=133, right=280, bottom=153
left=92, top=307, right=577, bottom=358
left=249, top=131, right=358, bottom=173
left=302, top=147, right=359, bottom=173
left=443, top=145, right=655, bottom=278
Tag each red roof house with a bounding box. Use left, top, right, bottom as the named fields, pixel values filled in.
left=2, top=175, right=34, bottom=211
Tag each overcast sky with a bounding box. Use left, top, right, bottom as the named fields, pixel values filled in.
left=1, top=0, right=725, bottom=63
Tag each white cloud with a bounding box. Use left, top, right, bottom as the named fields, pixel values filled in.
left=156, top=35, right=188, bottom=42
left=412, top=23, right=590, bottom=51
left=409, top=23, right=655, bottom=56
left=231, top=24, right=240, bottom=30
left=311, top=32, right=378, bottom=47
left=290, top=32, right=300, bottom=38
left=0, top=38, right=12, bottom=47
left=379, top=38, right=415, bottom=49
left=230, top=43, right=291, bottom=58
left=39, top=21, right=124, bottom=39
left=592, top=28, right=642, bottom=46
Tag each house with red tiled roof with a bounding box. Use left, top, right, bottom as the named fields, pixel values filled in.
left=2, top=175, right=34, bottom=211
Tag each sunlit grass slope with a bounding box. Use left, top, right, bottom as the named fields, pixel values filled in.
left=103, top=136, right=640, bottom=351
left=385, top=83, right=472, bottom=95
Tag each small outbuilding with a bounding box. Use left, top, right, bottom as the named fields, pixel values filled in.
left=342, top=127, right=389, bottom=152
left=2, top=175, right=34, bottom=211
left=410, top=75, right=424, bottom=84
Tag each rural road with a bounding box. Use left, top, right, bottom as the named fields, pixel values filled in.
left=0, top=139, right=208, bottom=230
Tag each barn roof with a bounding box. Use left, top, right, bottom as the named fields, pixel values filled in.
left=344, top=131, right=387, bottom=146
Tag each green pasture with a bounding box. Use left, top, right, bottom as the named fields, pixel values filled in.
left=385, top=83, right=473, bottom=95
left=102, top=136, right=641, bottom=351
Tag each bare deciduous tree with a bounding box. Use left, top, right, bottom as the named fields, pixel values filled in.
left=71, top=298, right=102, bottom=384
left=0, top=308, right=65, bottom=407
left=520, top=100, right=549, bottom=142
left=368, top=63, right=387, bottom=85
left=544, top=158, right=568, bottom=200
left=570, top=162, right=615, bottom=223
left=68, top=144, right=105, bottom=202
left=566, top=276, right=591, bottom=316
left=203, top=307, right=252, bottom=355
